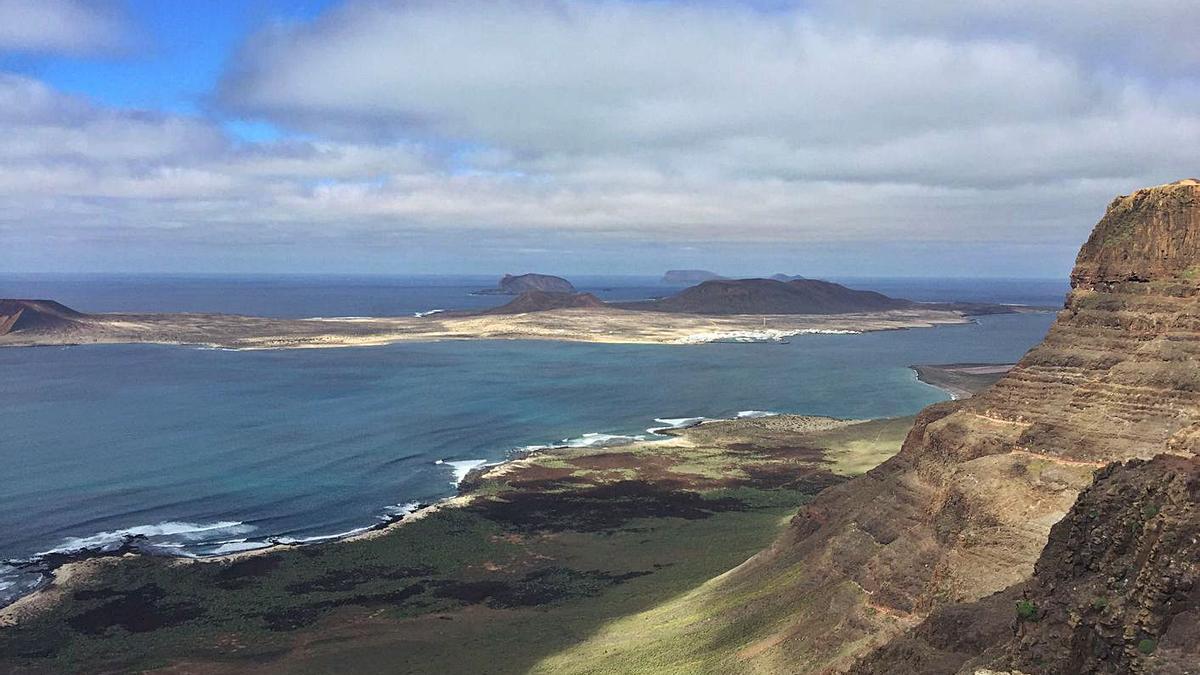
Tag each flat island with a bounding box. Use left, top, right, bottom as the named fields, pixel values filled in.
left=1, top=277, right=1045, bottom=349
left=0, top=304, right=982, bottom=349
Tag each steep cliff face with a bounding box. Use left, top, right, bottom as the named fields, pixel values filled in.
left=851, top=455, right=1200, bottom=675
left=979, top=454, right=1200, bottom=674
left=1073, top=179, right=1200, bottom=286
left=565, top=180, right=1200, bottom=673
left=764, top=179, right=1200, bottom=669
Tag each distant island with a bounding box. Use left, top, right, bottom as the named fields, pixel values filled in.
left=615, top=277, right=1023, bottom=316
left=661, top=269, right=725, bottom=284
left=471, top=273, right=575, bottom=295
left=0, top=275, right=1039, bottom=349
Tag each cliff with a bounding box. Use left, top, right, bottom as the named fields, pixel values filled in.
left=551, top=180, right=1200, bottom=672
left=0, top=299, right=87, bottom=336
left=742, top=179, right=1200, bottom=668
left=473, top=273, right=575, bottom=295
left=851, top=454, right=1200, bottom=674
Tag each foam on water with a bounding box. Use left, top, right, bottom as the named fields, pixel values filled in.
left=381, top=501, right=422, bottom=519
left=206, top=541, right=273, bottom=555
left=736, top=410, right=778, bottom=418
left=560, top=432, right=646, bottom=448
left=435, top=459, right=488, bottom=485
left=676, top=328, right=862, bottom=344
left=272, top=525, right=375, bottom=545
left=37, top=521, right=255, bottom=556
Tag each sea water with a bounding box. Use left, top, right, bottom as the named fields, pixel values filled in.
left=0, top=275, right=1063, bottom=602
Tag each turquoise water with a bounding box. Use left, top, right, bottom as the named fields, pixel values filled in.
left=0, top=276, right=1060, bottom=601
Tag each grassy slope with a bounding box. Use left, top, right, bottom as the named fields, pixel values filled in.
left=0, top=416, right=912, bottom=674
left=531, top=416, right=916, bottom=675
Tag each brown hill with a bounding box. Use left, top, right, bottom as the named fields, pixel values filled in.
left=0, top=299, right=87, bottom=336
left=570, top=180, right=1200, bottom=672
left=617, top=278, right=914, bottom=315
left=482, top=290, right=606, bottom=315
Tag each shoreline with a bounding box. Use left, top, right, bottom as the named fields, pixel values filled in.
left=0, top=411, right=921, bottom=672
left=0, top=411, right=840, bottom=617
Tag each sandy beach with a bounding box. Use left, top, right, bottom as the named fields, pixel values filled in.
left=0, top=306, right=975, bottom=349
left=911, top=362, right=1014, bottom=399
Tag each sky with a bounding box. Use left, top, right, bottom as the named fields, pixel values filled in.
left=0, top=0, right=1197, bottom=278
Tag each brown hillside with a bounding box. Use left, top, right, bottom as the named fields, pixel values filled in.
left=851, top=454, right=1200, bottom=674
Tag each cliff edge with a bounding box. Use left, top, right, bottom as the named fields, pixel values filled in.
left=546, top=180, right=1200, bottom=672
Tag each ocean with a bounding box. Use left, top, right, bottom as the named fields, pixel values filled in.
left=0, top=275, right=1064, bottom=602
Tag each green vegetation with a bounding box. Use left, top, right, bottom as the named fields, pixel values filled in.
left=1138, top=638, right=1157, bottom=655
left=0, top=415, right=912, bottom=674
left=1091, top=596, right=1108, bottom=611
left=806, top=416, right=915, bottom=476
left=1016, top=599, right=1039, bottom=621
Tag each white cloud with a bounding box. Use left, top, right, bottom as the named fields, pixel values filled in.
left=3, top=1, right=1199, bottom=275
left=0, top=0, right=127, bottom=55
left=805, top=0, right=1200, bottom=73
left=217, top=0, right=1199, bottom=190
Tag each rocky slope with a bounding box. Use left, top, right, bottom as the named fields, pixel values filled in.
left=474, top=273, right=575, bottom=295
left=549, top=180, right=1200, bottom=672
left=0, top=299, right=87, bottom=336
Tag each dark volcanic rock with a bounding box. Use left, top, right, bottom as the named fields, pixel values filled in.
left=482, top=290, right=606, bottom=315
left=474, top=273, right=575, bottom=295
left=618, top=278, right=913, bottom=315
left=0, top=299, right=87, bottom=336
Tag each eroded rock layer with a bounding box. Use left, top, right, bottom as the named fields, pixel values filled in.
left=851, top=455, right=1200, bottom=674
left=682, top=180, right=1200, bottom=671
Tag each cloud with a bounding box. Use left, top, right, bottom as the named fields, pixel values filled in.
left=805, top=0, right=1200, bottom=74
left=217, top=0, right=1198, bottom=190
left=4, top=1, right=1199, bottom=275
left=0, top=0, right=128, bottom=55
